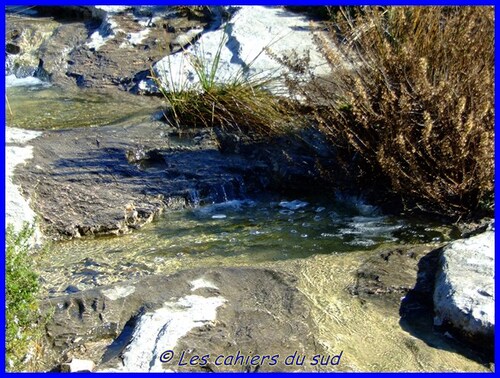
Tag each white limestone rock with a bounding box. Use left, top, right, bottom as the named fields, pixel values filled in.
left=147, top=6, right=332, bottom=97
left=433, top=230, right=494, bottom=347
left=5, top=127, right=42, bottom=246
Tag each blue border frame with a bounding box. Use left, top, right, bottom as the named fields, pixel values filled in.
left=2, top=1, right=497, bottom=375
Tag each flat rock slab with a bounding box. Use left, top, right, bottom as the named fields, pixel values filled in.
left=41, top=267, right=326, bottom=372
left=15, top=122, right=251, bottom=238
left=433, top=230, right=494, bottom=351
left=15, top=121, right=333, bottom=239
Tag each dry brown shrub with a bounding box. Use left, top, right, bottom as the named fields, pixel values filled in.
left=290, top=6, right=494, bottom=218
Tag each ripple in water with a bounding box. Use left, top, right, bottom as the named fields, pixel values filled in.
left=37, top=195, right=456, bottom=297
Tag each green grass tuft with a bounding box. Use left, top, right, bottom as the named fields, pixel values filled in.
left=6, top=224, right=46, bottom=371
left=153, top=28, right=292, bottom=138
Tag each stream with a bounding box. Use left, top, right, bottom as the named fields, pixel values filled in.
left=6, top=81, right=164, bottom=130
left=38, top=194, right=456, bottom=298
left=8, top=79, right=491, bottom=372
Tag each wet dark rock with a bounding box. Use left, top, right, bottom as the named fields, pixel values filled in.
left=6, top=13, right=90, bottom=86
left=6, top=7, right=214, bottom=91
left=214, top=128, right=241, bottom=154
left=15, top=122, right=334, bottom=239
left=64, top=285, right=81, bottom=294
left=33, top=6, right=103, bottom=21
left=41, top=267, right=326, bottom=372
left=6, top=42, right=20, bottom=54
left=348, top=245, right=435, bottom=307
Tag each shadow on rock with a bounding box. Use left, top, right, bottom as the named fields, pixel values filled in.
left=399, top=248, right=493, bottom=365
left=15, top=122, right=336, bottom=239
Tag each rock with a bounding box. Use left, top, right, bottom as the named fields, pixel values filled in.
left=148, top=6, right=332, bottom=97
left=169, top=27, right=204, bottom=53
left=6, top=42, right=21, bottom=54
left=65, top=7, right=213, bottom=90
left=15, top=122, right=334, bottom=239
left=433, top=231, right=494, bottom=352
left=348, top=245, right=434, bottom=308
left=6, top=6, right=215, bottom=90
left=41, top=267, right=326, bottom=372
left=60, top=358, right=95, bottom=372
left=456, top=218, right=494, bottom=238
left=5, top=13, right=61, bottom=80
left=5, top=127, right=43, bottom=246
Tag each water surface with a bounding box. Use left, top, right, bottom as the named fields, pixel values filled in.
left=6, top=84, right=164, bottom=130
left=37, top=195, right=457, bottom=297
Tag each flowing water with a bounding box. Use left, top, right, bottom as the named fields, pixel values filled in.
left=37, top=195, right=456, bottom=297
left=6, top=82, right=164, bottom=130
left=9, top=80, right=491, bottom=372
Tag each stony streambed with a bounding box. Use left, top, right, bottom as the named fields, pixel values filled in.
left=37, top=196, right=455, bottom=298
left=6, top=5, right=494, bottom=373
left=32, top=197, right=491, bottom=372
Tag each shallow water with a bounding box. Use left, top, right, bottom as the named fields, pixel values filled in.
left=8, top=80, right=488, bottom=372
left=6, top=84, right=164, bottom=130
left=34, top=196, right=490, bottom=372
left=37, top=195, right=456, bottom=298
left=276, top=253, right=491, bottom=372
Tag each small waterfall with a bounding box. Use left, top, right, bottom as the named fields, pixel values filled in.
left=221, top=183, right=229, bottom=202
left=234, top=176, right=246, bottom=197
left=209, top=179, right=243, bottom=204
left=190, top=177, right=246, bottom=206
left=187, top=188, right=201, bottom=207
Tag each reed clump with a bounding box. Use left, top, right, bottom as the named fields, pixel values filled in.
left=153, top=31, right=291, bottom=138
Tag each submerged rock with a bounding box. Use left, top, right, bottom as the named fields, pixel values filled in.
left=41, top=267, right=326, bottom=372
left=433, top=230, right=494, bottom=352
left=348, top=245, right=434, bottom=307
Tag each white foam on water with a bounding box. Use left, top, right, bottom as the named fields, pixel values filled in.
left=279, top=200, right=308, bottom=210
left=211, top=214, right=227, bottom=219
left=196, top=199, right=255, bottom=215
left=6, top=74, right=47, bottom=88
left=339, top=218, right=403, bottom=237
left=346, top=238, right=377, bottom=247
